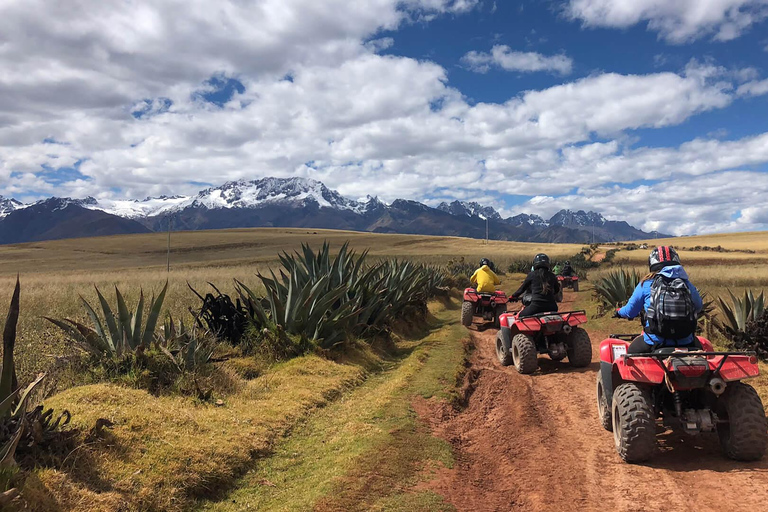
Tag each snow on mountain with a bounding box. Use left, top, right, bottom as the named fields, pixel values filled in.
left=85, top=195, right=190, bottom=219
left=437, top=200, right=502, bottom=220
left=548, top=209, right=606, bottom=227
left=506, top=213, right=548, bottom=227
left=0, top=196, right=24, bottom=218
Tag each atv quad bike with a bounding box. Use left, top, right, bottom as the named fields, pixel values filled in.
left=597, top=333, right=768, bottom=463
left=495, top=307, right=592, bottom=374
left=557, top=274, right=579, bottom=292
left=461, top=288, right=508, bottom=329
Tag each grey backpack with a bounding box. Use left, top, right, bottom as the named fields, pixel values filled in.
left=646, top=275, right=697, bottom=340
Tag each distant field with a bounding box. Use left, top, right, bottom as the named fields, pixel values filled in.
left=0, top=228, right=582, bottom=380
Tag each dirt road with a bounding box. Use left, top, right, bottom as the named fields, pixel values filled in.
left=419, top=292, right=768, bottom=512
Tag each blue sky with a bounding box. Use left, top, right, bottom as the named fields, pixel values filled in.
left=1, top=0, right=768, bottom=235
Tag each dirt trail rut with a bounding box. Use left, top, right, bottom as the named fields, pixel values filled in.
left=419, top=292, right=768, bottom=512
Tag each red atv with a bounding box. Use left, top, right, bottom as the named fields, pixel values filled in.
left=461, top=288, right=508, bottom=329
left=596, top=334, right=768, bottom=463
left=495, top=307, right=592, bottom=374
left=557, top=274, right=579, bottom=292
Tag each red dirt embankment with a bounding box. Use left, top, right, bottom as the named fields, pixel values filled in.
left=417, top=292, right=768, bottom=512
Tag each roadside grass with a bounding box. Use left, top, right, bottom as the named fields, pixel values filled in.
left=23, top=354, right=366, bottom=511
left=199, top=298, right=467, bottom=512
left=17, top=298, right=465, bottom=511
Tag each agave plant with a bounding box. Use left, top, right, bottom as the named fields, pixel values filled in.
left=0, top=279, right=70, bottom=506
left=593, top=268, right=642, bottom=309
left=155, top=314, right=216, bottom=373
left=47, top=282, right=168, bottom=358
left=189, top=283, right=250, bottom=344
left=715, top=289, right=765, bottom=338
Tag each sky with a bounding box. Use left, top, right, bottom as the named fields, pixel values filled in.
left=1, top=0, right=768, bottom=235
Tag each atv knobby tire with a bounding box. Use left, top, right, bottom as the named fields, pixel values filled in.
left=493, top=304, right=506, bottom=329
left=461, top=301, right=473, bottom=327
left=566, top=327, right=592, bottom=367
left=717, top=381, right=768, bottom=461
left=496, top=328, right=513, bottom=366
left=512, top=333, right=538, bottom=374
left=596, top=372, right=612, bottom=431
left=573, top=281, right=579, bottom=292
left=612, top=383, right=656, bottom=463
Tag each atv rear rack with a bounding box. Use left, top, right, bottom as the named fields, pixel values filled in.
left=517, top=310, right=586, bottom=322
left=622, top=351, right=758, bottom=380
left=609, top=334, right=640, bottom=341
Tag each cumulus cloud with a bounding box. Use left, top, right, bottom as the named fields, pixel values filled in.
left=737, top=78, right=768, bottom=96
left=462, top=45, right=573, bottom=75
left=565, top=0, right=768, bottom=43
left=0, top=0, right=767, bottom=235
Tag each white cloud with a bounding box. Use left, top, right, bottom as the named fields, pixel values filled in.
left=737, top=78, right=768, bottom=96
left=0, top=0, right=766, bottom=235
left=566, top=0, right=768, bottom=42
left=518, top=171, right=768, bottom=235
left=462, top=45, right=573, bottom=75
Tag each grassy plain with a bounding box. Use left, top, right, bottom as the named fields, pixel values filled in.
left=0, top=228, right=579, bottom=380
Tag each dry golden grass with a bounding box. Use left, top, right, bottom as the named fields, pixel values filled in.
left=0, top=228, right=580, bottom=381
left=638, top=230, right=768, bottom=252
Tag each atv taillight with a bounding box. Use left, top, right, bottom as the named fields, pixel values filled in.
left=624, top=356, right=634, bottom=367
left=750, top=355, right=758, bottom=365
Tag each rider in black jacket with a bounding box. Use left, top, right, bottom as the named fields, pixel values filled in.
left=511, top=253, right=561, bottom=317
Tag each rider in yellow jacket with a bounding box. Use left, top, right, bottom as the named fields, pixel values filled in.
left=471, top=258, right=500, bottom=293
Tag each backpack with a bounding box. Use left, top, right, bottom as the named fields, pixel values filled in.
left=645, top=275, right=697, bottom=340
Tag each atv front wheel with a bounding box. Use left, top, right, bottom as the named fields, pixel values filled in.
left=461, top=301, right=473, bottom=327
left=566, top=327, right=592, bottom=367
left=496, top=328, right=513, bottom=366
left=596, top=372, right=612, bottom=431
left=493, top=304, right=506, bottom=329
left=717, top=382, right=768, bottom=461
left=612, top=383, right=656, bottom=463
left=573, top=281, right=579, bottom=292
left=512, top=333, right=538, bottom=374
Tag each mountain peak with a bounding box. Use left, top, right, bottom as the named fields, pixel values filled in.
left=0, top=196, right=24, bottom=218
left=549, top=209, right=605, bottom=227
left=437, top=200, right=502, bottom=220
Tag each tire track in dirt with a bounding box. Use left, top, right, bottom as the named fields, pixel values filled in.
left=418, top=291, right=768, bottom=512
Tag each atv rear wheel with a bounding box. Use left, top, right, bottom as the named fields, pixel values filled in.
left=612, top=383, right=656, bottom=463
left=573, top=281, right=579, bottom=292
left=717, top=381, right=768, bottom=461
left=566, top=327, right=592, bottom=368
left=512, top=333, right=538, bottom=374
left=461, top=301, right=473, bottom=327
left=596, top=372, right=612, bottom=431
left=496, top=328, right=513, bottom=366
left=493, top=304, right=506, bottom=329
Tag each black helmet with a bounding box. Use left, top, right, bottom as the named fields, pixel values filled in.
left=648, top=246, right=680, bottom=272
left=533, top=253, right=550, bottom=270
left=480, top=258, right=491, bottom=267
left=565, top=260, right=570, bottom=265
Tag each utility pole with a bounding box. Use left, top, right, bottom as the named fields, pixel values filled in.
left=486, top=217, right=489, bottom=245
left=166, top=217, right=172, bottom=272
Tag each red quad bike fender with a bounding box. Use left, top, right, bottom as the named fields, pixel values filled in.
left=599, top=336, right=760, bottom=406
left=463, top=288, right=508, bottom=304
left=499, top=310, right=587, bottom=334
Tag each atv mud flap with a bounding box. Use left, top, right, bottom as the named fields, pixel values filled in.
left=600, top=361, right=614, bottom=405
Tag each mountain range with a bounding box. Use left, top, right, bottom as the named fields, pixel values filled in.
left=0, top=177, right=669, bottom=245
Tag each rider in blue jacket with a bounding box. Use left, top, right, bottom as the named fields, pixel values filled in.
left=615, top=246, right=703, bottom=353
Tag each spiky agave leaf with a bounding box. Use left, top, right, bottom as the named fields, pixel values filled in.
left=1, top=277, right=20, bottom=405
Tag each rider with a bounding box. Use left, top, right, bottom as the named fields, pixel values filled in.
left=510, top=253, right=560, bottom=316
left=470, top=258, right=500, bottom=293
left=614, top=246, right=703, bottom=354
left=561, top=260, right=574, bottom=277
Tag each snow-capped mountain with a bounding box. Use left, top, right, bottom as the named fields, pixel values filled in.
left=84, top=177, right=378, bottom=219
left=0, top=196, right=24, bottom=218
left=506, top=213, right=548, bottom=228
left=437, top=200, right=502, bottom=221
left=0, top=177, right=669, bottom=245
left=549, top=209, right=606, bottom=227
